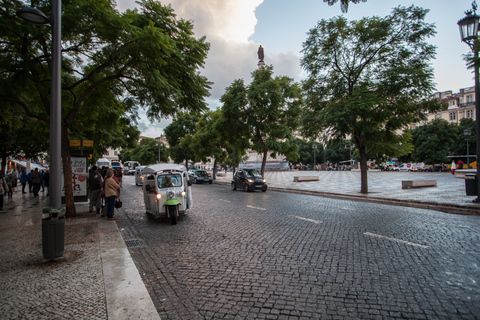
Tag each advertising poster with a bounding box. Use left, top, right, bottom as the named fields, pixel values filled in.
left=62, top=156, right=88, bottom=201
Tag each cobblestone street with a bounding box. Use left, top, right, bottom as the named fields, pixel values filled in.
left=117, top=174, right=480, bottom=319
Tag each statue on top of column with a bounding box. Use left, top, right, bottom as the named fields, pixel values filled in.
left=257, top=45, right=264, bottom=62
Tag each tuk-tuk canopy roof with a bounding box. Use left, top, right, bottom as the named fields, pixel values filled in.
left=143, top=163, right=187, bottom=174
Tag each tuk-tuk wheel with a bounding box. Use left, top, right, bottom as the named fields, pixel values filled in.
left=231, top=182, right=236, bottom=191
left=168, top=206, right=177, bottom=225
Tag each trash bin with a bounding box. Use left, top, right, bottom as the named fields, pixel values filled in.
left=42, top=217, right=65, bottom=259
left=465, top=174, right=477, bottom=196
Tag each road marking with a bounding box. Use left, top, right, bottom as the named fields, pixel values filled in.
left=219, top=199, right=231, bottom=203
left=290, top=215, right=323, bottom=224
left=246, top=205, right=267, bottom=211
left=363, top=232, right=430, bottom=248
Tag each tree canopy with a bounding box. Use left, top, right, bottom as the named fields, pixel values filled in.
left=411, top=119, right=458, bottom=165
left=164, top=112, right=200, bottom=169
left=301, top=5, right=441, bottom=193
left=1, top=0, right=211, bottom=216
left=220, top=65, right=302, bottom=176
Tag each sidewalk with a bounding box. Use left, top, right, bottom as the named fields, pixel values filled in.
left=0, top=188, right=159, bottom=320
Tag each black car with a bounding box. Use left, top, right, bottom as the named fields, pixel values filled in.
left=231, top=169, right=267, bottom=192
left=188, top=169, right=213, bottom=184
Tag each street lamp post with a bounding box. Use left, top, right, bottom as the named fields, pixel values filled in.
left=465, top=129, right=472, bottom=168
left=17, top=1, right=64, bottom=259
left=312, top=144, right=317, bottom=171
left=156, top=142, right=162, bottom=163
left=458, top=1, right=480, bottom=201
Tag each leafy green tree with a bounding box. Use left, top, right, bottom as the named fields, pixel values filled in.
left=1, top=0, right=210, bottom=216
left=411, top=119, right=458, bottom=165
left=451, top=118, right=476, bottom=158
left=164, top=113, right=200, bottom=169
left=289, top=138, right=325, bottom=167
left=325, top=141, right=355, bottom=165
left=120, top=138, right=168, bottom=166
left=220, top=65, right=302, bottom=176
left=301, top=6, right=441, bottom=193
left=189, top=110, right=235, bottom=179
left=0, top=105, right=49, bottom=174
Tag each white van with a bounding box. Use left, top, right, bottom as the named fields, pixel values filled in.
left=398, top=163, right=413, bottom=172
left=135, top=166, right=146, bottom=186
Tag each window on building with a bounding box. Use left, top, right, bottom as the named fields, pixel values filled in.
left=450, top=112, right=456, bottom=121
left=114, top=151, right=118, bottom=156
left=467, top=110, right=474, bottom=118
left=467, top=95, right=473, bottom=103
left=450, top=100, right=456, bottom=106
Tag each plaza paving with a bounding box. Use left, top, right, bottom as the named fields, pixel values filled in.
left=215, top=169, right=480, bottom=213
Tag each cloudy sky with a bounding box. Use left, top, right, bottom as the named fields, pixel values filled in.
left=115, top=0, right=476, bottom=138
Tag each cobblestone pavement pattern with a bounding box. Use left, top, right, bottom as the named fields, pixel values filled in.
left=1, top=171, right=480, bottom=319
left=116, top=173, right=480, bottom=319
left=0, top=192, right=108, bottom=319
left=0, top=182, right=158, bottom=320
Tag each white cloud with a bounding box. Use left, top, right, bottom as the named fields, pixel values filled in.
left=115, top=0, right=302, bottom=135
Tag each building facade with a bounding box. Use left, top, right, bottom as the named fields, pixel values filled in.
left=426, top=86, right=476, bottom=124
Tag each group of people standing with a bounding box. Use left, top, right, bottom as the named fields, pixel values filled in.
left=88, top=166, right=121, bottom=221
left=0, top=167, right=49, bottom=211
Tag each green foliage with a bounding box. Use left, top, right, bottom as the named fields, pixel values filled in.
left=164, top=113, right=200, bottom=167
left=1, top=0, right=210, bottom=155
left=289, top=139, right=325, bottom=166
left=325, top=141, right=354, bottom=164
left=301, top=5, right=439, bottom=192
left=220, top=65, right=302, bottom=175
left=411, top=119, right=458, bottom=165
left=451, top=118, right=476, bottom=157
left=120, top=138, right=168, bottom=165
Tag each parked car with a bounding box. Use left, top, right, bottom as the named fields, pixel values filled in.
left=231, top=169, right=267, bottom=192
left=423, top=165, right=449, bottom=172
left=188, top=169, right=213, bottom=184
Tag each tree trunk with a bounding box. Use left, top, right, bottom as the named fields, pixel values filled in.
left=62, top=125, right=76, bottom=217
left=359, top=145, right=368, bottom=194
left=1, top=154, right=7, bottom=175
left=212, top=159, right=217, bottom=180
left=261, top=148, right=268, bottom=177
left=185, top=159, right=189, bottom=171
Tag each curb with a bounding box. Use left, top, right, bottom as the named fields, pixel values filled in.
left=214, top=180, right=480, bottom=216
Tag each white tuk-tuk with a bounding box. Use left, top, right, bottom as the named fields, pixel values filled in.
left=142, top=164, right=193, bottom=224
left=135, top=166, right=146, bottom=186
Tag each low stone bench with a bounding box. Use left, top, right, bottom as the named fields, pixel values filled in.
left=294, top=176, right=320, bottom=182
left=402, top=180, right=437, bottom=189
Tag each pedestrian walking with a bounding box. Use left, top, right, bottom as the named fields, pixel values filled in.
left=12, top=169, right=18, bottom=188
left=115, top=168, right=123, bottom=188
left=27, top=170, right=33, bottom=193
left=20, top=169, right=28, bottom=193
left=43, top=171, right=50, bottom=196
left=31, top=168, right=42, bottom=197
left=5, top=174, right=14, bottom=198
left=451, top=160, right=456, bottom=175
left=41, top=170, right=45, bottom=192
left=104, top=170, right=120, bottom=221
left=0, top=173, right=8, bottom=210
left=89, top=166, right=103, bottom=214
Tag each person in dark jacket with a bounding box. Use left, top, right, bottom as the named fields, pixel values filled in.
left=89, top=166, right=103, bottom=214
left=20, top=169, right=29, bottom=194
left=31, top=168, right=42, bottom=197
